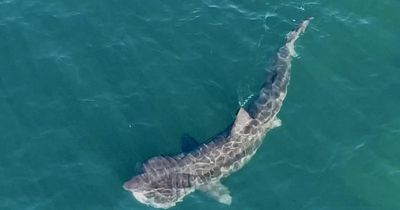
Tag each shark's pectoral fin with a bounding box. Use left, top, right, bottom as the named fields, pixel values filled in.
left=181, top=133, right=200, bottom=153
left=198, top=181, right=232, bottom=205
left=271, top=117, right=282, bottom=129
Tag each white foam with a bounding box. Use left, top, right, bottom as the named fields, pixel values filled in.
left=131, top=191, right=176, bottom=209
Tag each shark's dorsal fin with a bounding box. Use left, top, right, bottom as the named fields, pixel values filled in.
left=198, top=181, right=232, bottom=205
left=231, top=108, right=252, bottom=134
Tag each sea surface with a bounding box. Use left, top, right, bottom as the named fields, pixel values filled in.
left=1, top=0, right=399, bottom=210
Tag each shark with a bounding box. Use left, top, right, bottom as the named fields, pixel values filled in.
left=123, top=17, right=313, bottom=209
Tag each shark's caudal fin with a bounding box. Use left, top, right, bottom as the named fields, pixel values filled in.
left=286, top=17, right=314, bottom=56
left=250, top=18, right=312, bottom=124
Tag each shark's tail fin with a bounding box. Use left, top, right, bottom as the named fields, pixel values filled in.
left=286, top=17, right=313, bottom=44
left=286, top=17, right=313, bottom=56
left=250, top=17, right=312, bottom=123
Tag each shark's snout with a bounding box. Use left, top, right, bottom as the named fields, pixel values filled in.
left=123, top=177, right=142, bottom=191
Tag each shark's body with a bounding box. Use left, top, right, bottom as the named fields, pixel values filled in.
left=123, top=18, right=312, bottom=209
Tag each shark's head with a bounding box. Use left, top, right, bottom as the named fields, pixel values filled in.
left=123, top=173, right=193, bottom=209
left=123, top=175, right=152, bottom=205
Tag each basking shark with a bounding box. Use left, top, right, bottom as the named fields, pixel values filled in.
left=123, top=18, right=312, bottom=209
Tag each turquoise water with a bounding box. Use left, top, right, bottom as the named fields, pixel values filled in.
left=1, top=0, right=399, bottom=209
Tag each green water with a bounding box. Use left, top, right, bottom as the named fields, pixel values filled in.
left=1, top=0, right=399, bottom=210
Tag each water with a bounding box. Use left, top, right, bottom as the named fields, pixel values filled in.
left=1, top=0, right=399, bottom=210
